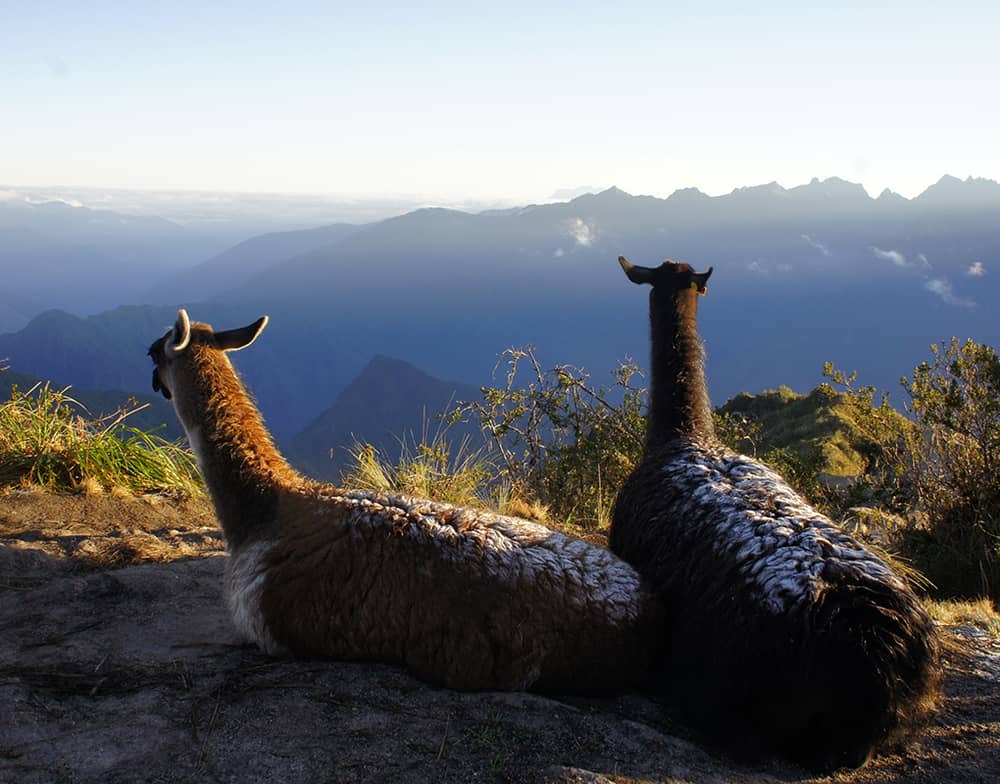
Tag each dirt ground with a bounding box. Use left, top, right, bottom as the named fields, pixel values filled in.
left=1, top=489, right=997, bottom=784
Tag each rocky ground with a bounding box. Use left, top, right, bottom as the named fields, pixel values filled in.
left=1, top=489, right=998, bottom=784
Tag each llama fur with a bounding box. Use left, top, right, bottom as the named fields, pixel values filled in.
left=610, top=257, right=941, bottom=771
left=149, top=309, right=662, bottom=693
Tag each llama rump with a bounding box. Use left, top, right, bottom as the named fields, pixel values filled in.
left=610, top=257, right=941, bottom=771
left=148, top=309, right=664, bottom=694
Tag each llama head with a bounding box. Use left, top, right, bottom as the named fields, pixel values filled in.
left=618, top=256, right=713, bottom=295
left=148, top=308, right=269, bottom=400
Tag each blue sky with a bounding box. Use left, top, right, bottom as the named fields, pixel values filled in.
left=2, top=1, right=998, bottom=201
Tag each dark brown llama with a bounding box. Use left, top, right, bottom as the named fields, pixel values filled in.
left=609, top=257, right=941, bottom=772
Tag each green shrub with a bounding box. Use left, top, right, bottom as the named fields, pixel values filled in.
left=825, top=339, right=1000, bottom=603
left=901, top=340, right=1000, bottom=600
left=453, top=347, right=646, bottom=530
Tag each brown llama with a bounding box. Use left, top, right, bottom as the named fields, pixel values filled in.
left=148, top=309, right=664, bottom=693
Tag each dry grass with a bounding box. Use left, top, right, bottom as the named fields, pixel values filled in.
left=343, top=431, right=502, bottom=510
left=926, top=598, right=1000, bottom=637
left=497, top=495, right=551, bottom=524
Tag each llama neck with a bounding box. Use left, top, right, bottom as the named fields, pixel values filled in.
left=646, top=288, right=716, bottom=448
left=175, top=350, right=301, bottom=547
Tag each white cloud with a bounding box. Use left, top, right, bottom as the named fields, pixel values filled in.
left=553, top=247, right=566, bottom=258
left=23, top=195, right=83, bottom=207
left=566, top=217, right=596, bottom=247
left=801, top=234, right=831, bottom=257
left=925, top=278, right=975, bottom=307
left=748, top=260, right=766, bottom=274
left=968, top=261, right=987, bottom=277
left=871, top=246, right=907, bottom=266
left=868, top=246, right=975, bottom=305
left=0, top=189, right=19, bottom=202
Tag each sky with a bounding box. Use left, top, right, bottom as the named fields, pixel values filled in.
left=2, top=1, right=998, bottom=203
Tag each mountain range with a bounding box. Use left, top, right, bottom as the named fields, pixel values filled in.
left=0, top=175, right=997, bottom=475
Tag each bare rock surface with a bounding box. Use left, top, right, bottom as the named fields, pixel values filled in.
left=1, top=489, right=998, bottom=784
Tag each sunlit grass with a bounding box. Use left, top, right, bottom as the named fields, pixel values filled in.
left=0, top=381, right=202, bottom=495
left=341, top=431, right=630, bottom=549
left=926, top=598, right=1000, bottom=637
left=340, top=415, right=556, bottom=524
left=343, top=429, right=496, bottom=509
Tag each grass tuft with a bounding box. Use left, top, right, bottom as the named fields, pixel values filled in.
left=342, top=429, right=498, bottom=510
left=925, top=598, right=1000, bottom=636
left=341, top=418, right=553, bottom=521
left=0, top=381, right=202, bottom=495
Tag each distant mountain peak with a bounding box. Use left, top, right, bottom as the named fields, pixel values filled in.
left=916, top=174, right=1000, bottom=205
left=667, top=186, right=710, bottom=202
left=576, top=186, right=633, bottom=202
left=358, top=354, right=471, bottom=395
left=730, top=181, right=787, bottom=197
left=409, top=206, right=470, bottom=217
left=935, top=174, right=964, bottom=187
left=877, top=188, right=906, bottom=202
left=793, top=177, right=871, bottom=201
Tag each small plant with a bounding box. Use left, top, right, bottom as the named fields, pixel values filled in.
left=713, top=410, right=765, bottom=457
left=0, top=381, right=202, bottom=494
left=342, top=426, right=500, bottom=510
left=453, top=347, right=646, bottom=531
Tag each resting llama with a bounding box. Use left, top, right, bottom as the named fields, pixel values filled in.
left=610, top=257, right=940, bottom=771
left=148, top=309, right=663, bottom=693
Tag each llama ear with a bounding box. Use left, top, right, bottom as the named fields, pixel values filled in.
left=619, top=256, right=657, bottom=285
left=692, top=266, right=713, bottom=295
left=165, top=309, right=191, bottom=357
left=215, top=315, right=269, bottom=352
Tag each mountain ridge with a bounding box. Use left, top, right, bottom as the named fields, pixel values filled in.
left=2, top=173, right=996, bottom=441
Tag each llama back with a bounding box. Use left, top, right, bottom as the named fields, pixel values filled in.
left=611, top=440, right=940, bottom=769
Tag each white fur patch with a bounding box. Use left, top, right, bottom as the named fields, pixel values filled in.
left=662, top=445, right=903, bottom=614
left=226, top=540, right=285, bottom=654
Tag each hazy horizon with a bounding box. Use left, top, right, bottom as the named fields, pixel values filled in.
left=3, top=3, right=997, bottom=205
left=2, top=173, right=994, bottom=229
